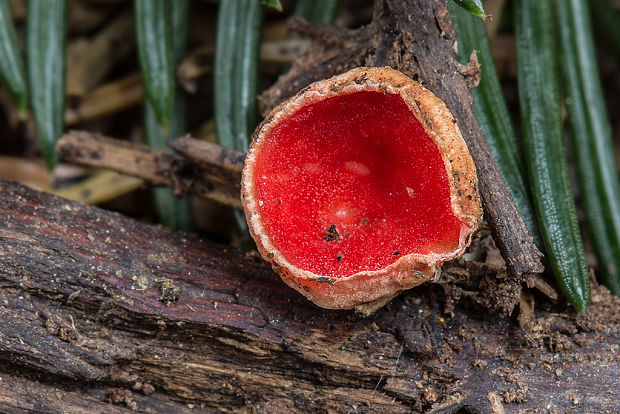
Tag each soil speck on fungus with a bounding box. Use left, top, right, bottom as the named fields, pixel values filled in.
left=323, top=224, right=341, bottom=242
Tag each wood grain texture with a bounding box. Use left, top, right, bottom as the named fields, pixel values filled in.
left=0, top=180, right=618, bottom=413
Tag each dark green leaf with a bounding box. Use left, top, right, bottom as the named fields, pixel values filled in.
left=515, top=0, right=590, bottom=312
left=26, top=0, right=67, bottom=171
left=135, top=0, right=174, bottom=130
left=214, top=0, right=263, bottom=242
left=143, top=0, right=193, bottom=231
left=0, top=0, right=27, bottom=117
left=557, top=0, right=620, bottom=296
left=452, top=0, right=487, bottom=20
left=214, top=0, right=262, bottom=153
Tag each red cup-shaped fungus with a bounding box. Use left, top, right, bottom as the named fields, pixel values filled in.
left=242, top=67, right=482, bottom=309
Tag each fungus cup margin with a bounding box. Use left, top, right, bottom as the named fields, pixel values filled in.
left=242, top=67, right=482, bottom=309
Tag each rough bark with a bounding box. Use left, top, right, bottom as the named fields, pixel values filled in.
left=261, top=0, right=543, bottom=279
left=0, top=180, right=618, bottom=413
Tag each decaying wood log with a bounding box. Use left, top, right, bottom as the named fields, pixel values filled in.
left=0, top=180, right=618, bottom=413
left=261, top=0, right=543, bottom=280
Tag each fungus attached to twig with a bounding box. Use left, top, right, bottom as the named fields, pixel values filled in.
left=242, top=67, right=482, bottom=309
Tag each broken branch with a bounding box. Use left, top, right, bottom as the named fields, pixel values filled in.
left=56, top=130, right=243, bottom=209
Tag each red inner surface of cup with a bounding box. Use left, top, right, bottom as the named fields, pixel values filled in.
left=253, top=90, right=463, bottom=278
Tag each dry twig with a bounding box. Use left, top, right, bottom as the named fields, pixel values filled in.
left=56, top=130, right=243, bottom=209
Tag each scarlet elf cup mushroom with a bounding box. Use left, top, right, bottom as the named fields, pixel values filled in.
left=242, top=67, right=482, bottom=309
